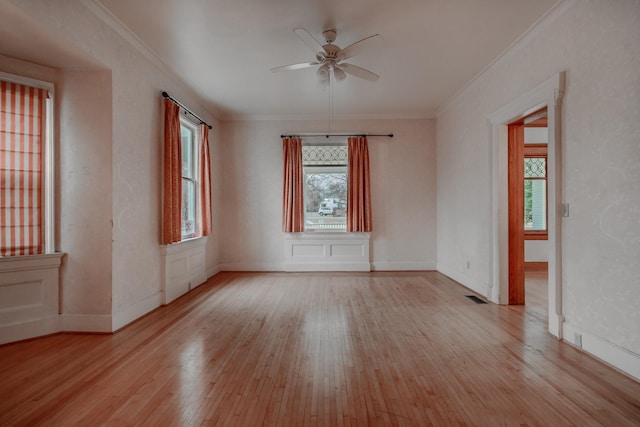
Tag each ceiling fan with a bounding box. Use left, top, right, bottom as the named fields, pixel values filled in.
left=271, top=27, right=381, bottom=85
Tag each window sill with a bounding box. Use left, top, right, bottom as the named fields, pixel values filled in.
left=286, top=231, right=370, bottom=239
left=0, top=252, right=65, bottom=272
left=525, top=232, right=548, bottom=241
left=161, top=236, right=208, bottom=256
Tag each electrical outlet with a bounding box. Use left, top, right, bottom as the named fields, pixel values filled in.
left=466, top=261, right=470, bottom=269
left=562, top=203, right=570, bottom=217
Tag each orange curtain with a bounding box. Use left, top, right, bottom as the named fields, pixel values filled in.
left=0, top=81, right=47, bottom=256
left=162, top=98, right=182, bottom=244
left=282, top=137, right=304, bottom=232
left=200, top=124, right=212, bottom=236
left=347, top=136, right=372, bottom=232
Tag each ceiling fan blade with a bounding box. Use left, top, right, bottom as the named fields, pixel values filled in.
left=339, top=63, right=379, bottom=81
left=293, top=28, right=325, bottom=54
left=339, top=34, right=382, bottom=60
left=270, top=62, right=321, bottom=73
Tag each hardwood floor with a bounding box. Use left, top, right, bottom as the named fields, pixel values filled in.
left=524, top=269, right=548, bottom=323
left=1, top=271, right=639, bottom=426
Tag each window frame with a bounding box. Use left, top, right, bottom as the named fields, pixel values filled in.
left=302, top=141, right=348, bottom=233
left=178, top=115, right=200, bottom=241
left=524, top=143, right=548, bottom=240
left=0, top=72, right=55, bottom=255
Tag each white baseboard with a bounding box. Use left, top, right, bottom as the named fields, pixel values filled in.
left=285, top=262, right=370, bottom=272
left=436, top=262, right=489, bottom=297
left=372, top=261, right=436, bottom=271
left=220, top=262, right=284, bottom=272
left=207, top=265, right=222, bottom=278
left=112, top=291, right=162, bottom=332
left=215, top=261, right=436, bottom=273
left=62, top=314, right=113, bottom=333
left=563, top=323, right=640, bottom=381
left=0, top=315, right=61, bottom=345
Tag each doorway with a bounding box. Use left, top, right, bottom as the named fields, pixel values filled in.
left=507, top=108, right=548, bottom=306
left=488, top=72, right=565, bottom=338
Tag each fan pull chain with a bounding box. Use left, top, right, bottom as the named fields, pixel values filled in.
left=329, top=68, right=334, bottom=133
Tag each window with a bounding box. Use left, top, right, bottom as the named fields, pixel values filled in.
left=524, top=144, right=547, bottom=237
left=303, top=143, right=347, bottom=231
left=0, top=74, right=53, bottom=256
left=180, top=117, right=199, bottom=240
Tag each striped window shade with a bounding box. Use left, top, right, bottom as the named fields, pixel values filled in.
left=0, top=80, right=49, bottom=256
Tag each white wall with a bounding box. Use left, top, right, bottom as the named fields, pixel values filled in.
left=525, top=241, right=547, bottom=263
left=219, top=118, right=437, bottom=271
left=58, top=69, right=113, bottom=331
left=5, top=0, right=222, bottom=332
left=437, top=0, right=640, bottom=363
left=525, top=126, right=548, bottom=263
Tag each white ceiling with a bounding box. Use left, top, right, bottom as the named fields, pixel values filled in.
left=1, top=0, right=560, bottom=120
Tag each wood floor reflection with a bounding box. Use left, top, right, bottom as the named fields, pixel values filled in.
left=1, top=271, right=639, bottom=426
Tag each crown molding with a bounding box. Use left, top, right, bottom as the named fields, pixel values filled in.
left=436, top=0, right=573, bottom=116
left=81, top=0, right=222, bottom=121
left=221, top=111, right=435, bottom=122
left=81, top=0, right=168, bottom=74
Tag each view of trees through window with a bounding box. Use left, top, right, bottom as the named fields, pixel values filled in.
left=302, top=143, right=348, bottom=231
left=304, top=170, right=347, bottom=230
left=524, top=156, right=547, bottom=231
left=305, top=172, right=347, bottom=213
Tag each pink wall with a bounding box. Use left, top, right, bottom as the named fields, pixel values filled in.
left=219, top=118, right=437, bottom=271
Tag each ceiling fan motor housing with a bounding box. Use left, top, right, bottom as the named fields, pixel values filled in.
left=322, top=28, right=337, bottom=43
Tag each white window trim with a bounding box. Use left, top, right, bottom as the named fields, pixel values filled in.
left=302, top=143, right=348, bottom=233
left=0, top=71, right=55, bottom=254
left=179, top=115, right=200, bottom=241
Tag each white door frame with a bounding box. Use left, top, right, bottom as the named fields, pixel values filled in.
left=488, top=72, right=565, bottom=338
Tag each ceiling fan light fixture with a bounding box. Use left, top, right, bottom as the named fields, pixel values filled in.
left=333, top=66, right=347, bottom=81
left=317, top=64, right=330, bottom=82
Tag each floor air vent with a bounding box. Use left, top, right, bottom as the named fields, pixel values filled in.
left=465, top=295, right=487, bottom=304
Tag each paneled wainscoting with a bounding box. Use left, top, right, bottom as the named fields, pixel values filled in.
left=161, top=237, right=208, bottom=304
left=284, top=232, right=370, bottom=272
left=0, top=253, right=64, bottom=345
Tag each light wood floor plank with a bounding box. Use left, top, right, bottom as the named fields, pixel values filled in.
left=1, top=271, right=639, bottom=426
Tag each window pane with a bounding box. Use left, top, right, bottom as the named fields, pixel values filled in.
left=302, top=145, right=348, bottom=165
left=524, top=179, right=546, bottom=230
left=304, top=171, right=347, bottom=231
left=179, top=119, right=200, bottom=240
left=181, top=125, right=194, bottom=178
left=182, top=178, right=196, bottom=238
left=524, top=157, right=546, bottom=178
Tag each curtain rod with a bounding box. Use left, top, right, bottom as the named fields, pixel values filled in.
left=281, top=133, right=393, bottom=138
left=162, top=91, right=212, bottom=129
